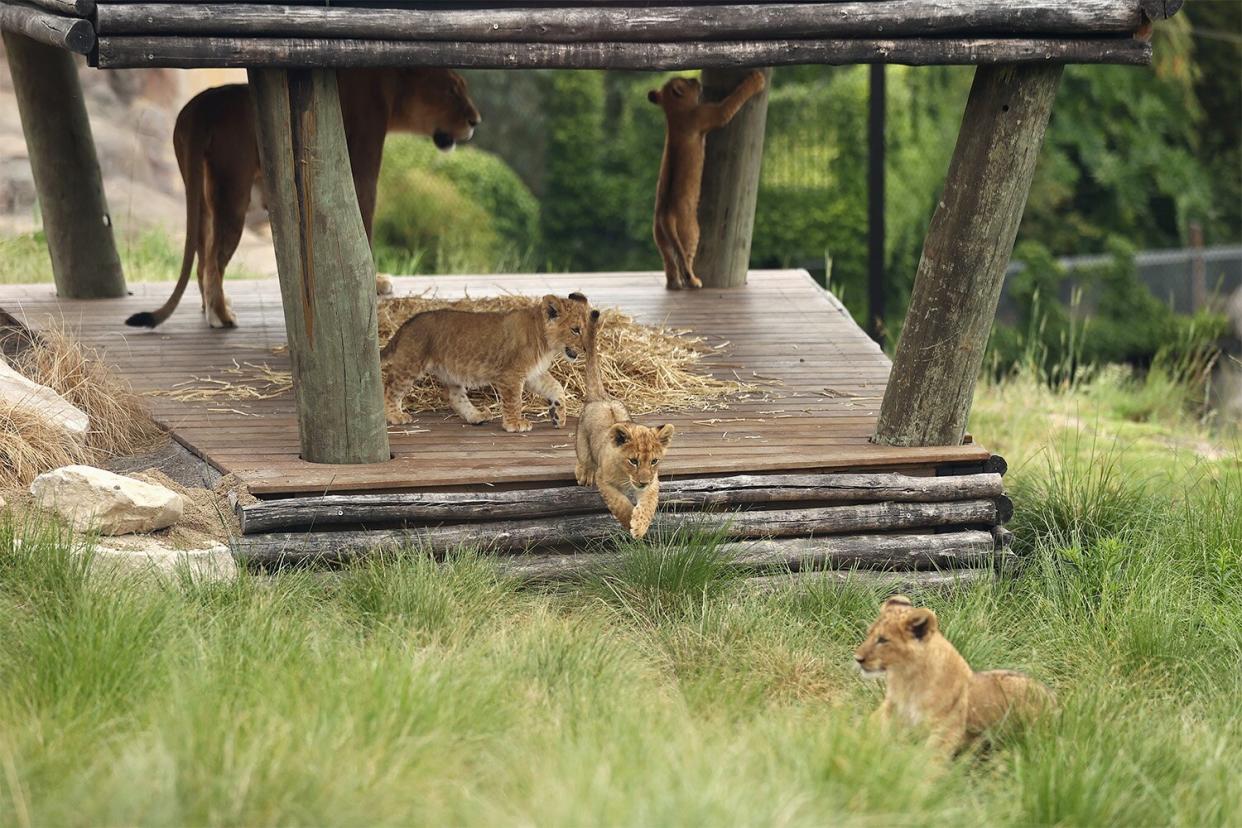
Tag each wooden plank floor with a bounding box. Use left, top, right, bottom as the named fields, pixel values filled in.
left=0, top=270, right=989, bottom=495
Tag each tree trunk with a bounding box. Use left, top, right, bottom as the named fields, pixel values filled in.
left=247, top=68, right=390, bottom=465
left=696, top=66, right=772, bottom=289
left=3, top=31, right=124, bottom=299
left=875, top=64, right=1062, bottom=446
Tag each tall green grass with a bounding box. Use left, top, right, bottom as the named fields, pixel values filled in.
left=0, top=376, right=1238, bottom=826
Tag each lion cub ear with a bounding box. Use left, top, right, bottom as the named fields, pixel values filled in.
left=882, top=595, right=913, bottom=611
left=567, top=292, right=588, bottom=304
left=647, top=89, right=661, bottom=105
left=542, top=295, right=560, bottom=320
left=655, top=423, right=675, bottom=447
left=904, top=608, right=938, bottom=641
left=610, top=424, right=630, bottom=446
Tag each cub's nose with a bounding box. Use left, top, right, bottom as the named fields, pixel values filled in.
left=854, top=655, right=866, bottom=664
left=468, top=116, right=480, bottom=127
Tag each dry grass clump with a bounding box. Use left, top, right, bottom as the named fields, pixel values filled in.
left=0, top=326, right=166, bottom=489
left=378, top=294, right=749, bottom=418
left=0, top=404, right=90, bottom=489
left=11, top=327, right=165, bottom=457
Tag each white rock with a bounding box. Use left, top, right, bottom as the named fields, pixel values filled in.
left=90, top=541, right=237, bottom=584
left=30, top=465, right=184, bottom=535
left=0, top=357, right=89, bottom=444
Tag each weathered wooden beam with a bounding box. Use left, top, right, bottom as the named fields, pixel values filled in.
left=747, top=566, right=992, bottom=594
left=93, top=1, right=1148, bottom=40
left=0, top=2, right=94, bottom=53
left=239, top=471, right=1006, bottom=534
left=95, top=36, right=1153, bottom=70
left=499, top=530, right=1008, bottom=583
left=24, top=0, right=94, bottom=19
left=233, top=497, right=1011, bottom=566
left=247, top=68, right=390, bottom=465
left=695, top=66, right=772, bottom=289
left=875, top=64, right=1063, bottom=447
left=2, top=31, right=125, bottom=299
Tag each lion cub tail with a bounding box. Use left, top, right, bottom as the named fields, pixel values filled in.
left=583, top=307, right=608, bottom=403
left=125, top=117, right=206, bottom=329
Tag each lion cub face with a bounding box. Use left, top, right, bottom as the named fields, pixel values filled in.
left=543, top=293, right=592, bottom=361
left=607, top=422, right=674, bottom=490
left=646, top=77, right=703, bottom=113
left=394, top=68, right=481, bottom=151
left=854, top=596, right=938, bottom=678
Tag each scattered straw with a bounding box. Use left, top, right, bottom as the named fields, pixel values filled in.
left=151, top=359, right=293, bottom=403
left=378, top=294, right=750, bottom=418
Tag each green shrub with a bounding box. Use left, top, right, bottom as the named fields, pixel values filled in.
left=374, top=138, right=540, bottom=274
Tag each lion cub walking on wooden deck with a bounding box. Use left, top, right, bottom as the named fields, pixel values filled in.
left=855, top=596, right=1054, bottom=757
left=381, top=293, right=591, bottom=433
left=648, top=70, right=766, bottom=289
left=574, top=308, right=674, bottom=538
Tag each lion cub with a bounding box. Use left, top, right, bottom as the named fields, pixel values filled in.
left=648, top=70, right=766, bottom=289
left=574, top=308, right=674, bottom=538
left=382, top=293, right=591, bottom=433
left=855, top=596, right=1053, bottom=757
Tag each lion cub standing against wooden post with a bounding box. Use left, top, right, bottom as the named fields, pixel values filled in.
left=855, top=596, right=1054, bottom=757
left=382, top=293, right=591, bottom=433
left=648, top=70, right=766, bottom=289
left=575, top=307, right=674, bottom=538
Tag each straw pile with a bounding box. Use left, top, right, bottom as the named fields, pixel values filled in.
left=378, top=294, right=750, bottom=419
left=0, top=327, right=166, bottom=489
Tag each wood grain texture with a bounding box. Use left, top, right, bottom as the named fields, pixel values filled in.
left=0, top=271, right=993, bottom=495
left=2, top=31, right=124, bottom=301
left=94, top=35, right=1152, bottom=70
left=696, top=67, right=773, bottom=290
left=0, top=3, right=94, bottom=52
left=93, top=1, right=1147, bottom=40
left=233, top=497, right=1009, bottom=565
left=247, top=68, right=390, bottom=464
left=23, top=0, right=94, bottom=19
left=499, top=530, right=1008, bottom=582
left=875, top=64, right=1063, bottom=447
left=239, top=471, right=1006, bottom=533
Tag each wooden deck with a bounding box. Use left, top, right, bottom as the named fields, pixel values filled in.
left=0, top=270, right=990, bottom=496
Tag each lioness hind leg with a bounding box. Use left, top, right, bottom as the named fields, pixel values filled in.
left=448, top=385, right=488, bottom=425
left=202, top=165, right=249, bottom=328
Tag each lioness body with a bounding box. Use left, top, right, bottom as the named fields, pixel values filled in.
left=382, top=294, right=590, bottom=433
left=855, top=596, right=1053, bottom=756
left=127, top=68, right=480, bottom=330
left=574, top=308, right=674, bottom=538
left=647, top=71, right=765, bottom=290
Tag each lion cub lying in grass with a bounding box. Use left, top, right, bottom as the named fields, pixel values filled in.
left=575, top=307, right=674, bottom=538
left=381, top=293, right=591, bottom=433
left=855, top=596, right=1053, bottom=757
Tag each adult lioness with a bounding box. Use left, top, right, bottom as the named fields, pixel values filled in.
left=126, top=68, right=480, bottom=330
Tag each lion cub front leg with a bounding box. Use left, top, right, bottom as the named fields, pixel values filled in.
left=629, top=478, right=660, bottom=539
left=597, top=482, right=634, bottom=530
left=498, top=380, right=533, bottom=433
left=527, top=370, right=567, bottom=428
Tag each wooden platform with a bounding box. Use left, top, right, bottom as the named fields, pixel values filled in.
left=0, top=270, right=990, bottom=497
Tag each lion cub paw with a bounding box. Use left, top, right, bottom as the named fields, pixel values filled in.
left=386, top=410, right=413, bottom=426
left=503, top=418, right=533, bottom=433
left=549, top=399, right=565, bottom=428
left=687, top=274, right=703, bottom=289
left=375, top=274, right=394, bottom=296
left=575, top=464, right=594, bottom=487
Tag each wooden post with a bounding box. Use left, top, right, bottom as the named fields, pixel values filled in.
left=248, top=68, right=390, bottom=465
left=3, top=31, right=125, bottom=299
left=867, top=63, right=886, bottom=345
left=874, top=64, right=1062, bottom=447
left=695, top=66, right=772, bottom=289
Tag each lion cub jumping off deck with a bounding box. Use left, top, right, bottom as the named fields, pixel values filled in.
left=855, top=596, right=1053, bottom=757
left=574, top=307, right=674, bottom=538
left=648, top=70, right=766, bottom=289
left=381, top=293, right=591, bottom=433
